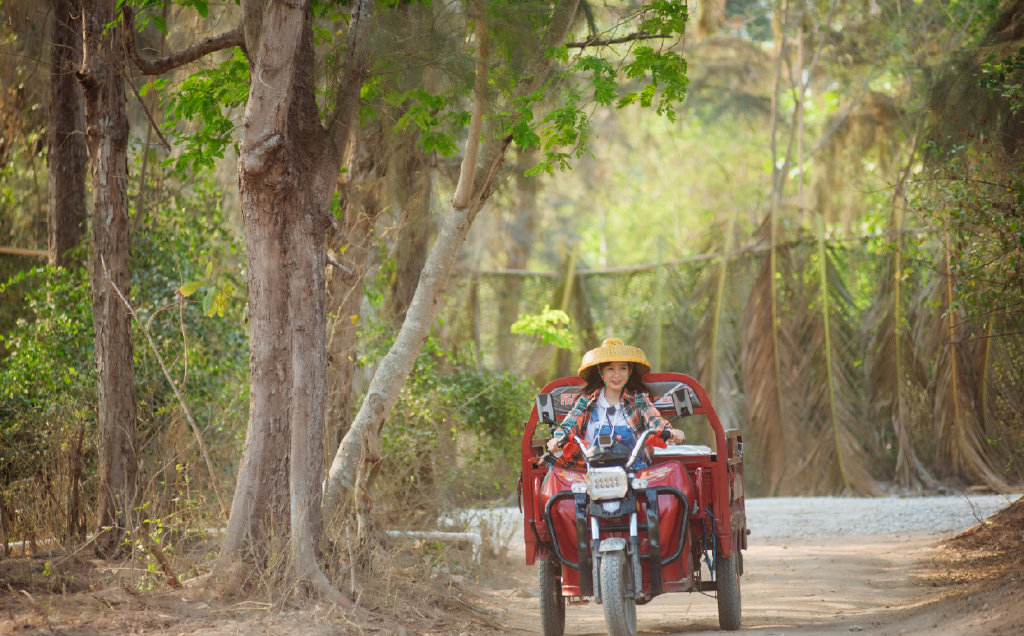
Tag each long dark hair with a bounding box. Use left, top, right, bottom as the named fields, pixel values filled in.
left=580, top=361, right=653, bottom=397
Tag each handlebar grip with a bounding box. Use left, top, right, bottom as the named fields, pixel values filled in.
left=551, top=429, right=568, bottom=447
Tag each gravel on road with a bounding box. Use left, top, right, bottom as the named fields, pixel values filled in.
left=463, top=493, right=1022, bottom=547
left=746, top=493, right=1021, bottom=540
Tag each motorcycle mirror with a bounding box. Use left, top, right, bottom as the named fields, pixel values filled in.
left=669, top=385, right=695, bottom=417
left=536, top=393, right=556, bottom=427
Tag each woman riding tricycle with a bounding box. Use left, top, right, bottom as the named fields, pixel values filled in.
left=519, top=338, right=747, bottom=636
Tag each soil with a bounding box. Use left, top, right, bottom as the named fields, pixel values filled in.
left=2, top=497, right=1023, bottom=636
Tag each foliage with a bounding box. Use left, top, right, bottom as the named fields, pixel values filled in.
left=128, top=175, right=250, bottom=472
left=0, top=264, right=96, bottom=479
left=140, top=47, right=249, bottom=174
left=379, top=336, right=535, bottom=510
left=980, top=45, right=1024, bottom=114
left=911, top=144, right=1024, bottom=329
left=510, top=304, right=575, bottom=350
left=355, top=1, right=690, bottom=178
left=0, top=172, right=249, bottom=543
left=350, top=285, right=536, bottom=512
left=387, top=88, right=471, bottom=157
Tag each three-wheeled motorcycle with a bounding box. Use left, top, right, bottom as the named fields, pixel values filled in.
left=519, top=373, right=747, bottom=635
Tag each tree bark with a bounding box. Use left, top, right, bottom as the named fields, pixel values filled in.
left=219, top=0, right=352, bottom=605
left=220, top=0, right=311, bottom=558
left=79, top=0, right=138, bottom=558
left=48, top=0, right=87, bottom=267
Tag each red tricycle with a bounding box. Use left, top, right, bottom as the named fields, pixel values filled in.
left=519, top=373, right=747, bottom=635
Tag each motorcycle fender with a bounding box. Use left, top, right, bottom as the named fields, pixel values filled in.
left=599, top=537, right=627, bottom=552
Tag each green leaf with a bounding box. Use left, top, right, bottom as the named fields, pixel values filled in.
left=511, top=305, right=574, bottom=349
left=202, top=287, right=215, bottom=316
left=139, top=78, right=169, bottom=98
left=161, top=47, right=249, bottom=174
left=178, top=281, right=203, bottom=297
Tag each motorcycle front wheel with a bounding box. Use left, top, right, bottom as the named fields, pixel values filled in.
left=600, top=550, right=637, bottom=636
left=538, top=555, right=565, bottom=636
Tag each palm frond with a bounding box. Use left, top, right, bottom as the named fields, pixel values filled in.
left=863, top=198, right=939, bottom=492
left=906, top=236, right=1015, bottom=492
left=695, top=217, right=745, bottom=432
left=740, top=230, right=796, bottom=496
left=772, top=229, right=880, bottom=495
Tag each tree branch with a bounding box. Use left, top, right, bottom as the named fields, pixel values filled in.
left=452, top=0, right=490, bottom=209
left=123, top=6, right=243, bottom=75
left=566, top=30, right=666, bottom=48
left=125, top=75, right=172, bottom=151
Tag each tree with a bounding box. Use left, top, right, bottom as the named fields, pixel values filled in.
left=123, top=0, right=686, bottom=597
left=78, top=0, right=138, bottom=557
left=212, top=0, right=372, bottom=602
left=47, top=0, right=87, bottom=267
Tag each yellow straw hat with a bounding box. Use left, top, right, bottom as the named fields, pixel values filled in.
left=578, top=337, right=651, bottom=379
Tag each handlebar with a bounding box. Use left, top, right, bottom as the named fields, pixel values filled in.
left=625, top=428, right=656, bottom=469
left=545, top=428, right=657, bottom=471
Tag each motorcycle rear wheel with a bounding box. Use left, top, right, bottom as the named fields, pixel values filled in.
left=600, top=550, right=637, bottom=636
left=538, top=556, right=565, bottom=636
left=715, top=548, right=742, bottom=631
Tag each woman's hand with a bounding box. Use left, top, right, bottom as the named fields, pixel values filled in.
left=666, top=428, right=686, bottom=445
left=546, top=435, right=563, bottom=452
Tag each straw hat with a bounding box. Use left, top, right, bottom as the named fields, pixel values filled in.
left=578, top=337, right=651, bottom=379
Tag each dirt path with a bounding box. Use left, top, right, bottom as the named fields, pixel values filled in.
left=479, top=533, right=949, bottom=635
left=472, top=492, right=1024, bottom=636
left=3, top=496, right=1020, bottom=635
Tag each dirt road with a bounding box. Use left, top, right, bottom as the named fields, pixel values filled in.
left=3, top=495, right=1019, bottom=635
left=483, top=535, right=939, bottom=635
left=476, top=495, right=1019, bottom=636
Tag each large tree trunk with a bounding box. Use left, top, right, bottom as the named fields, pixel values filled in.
left=219, top=0, right=351, bottom=605
left=48, top=0, right=87, bottom=267
left=219, top=183, right=293, bottom=554
left=79, top=0, right=138, bottom=558
left=220, top=0, right=314, bottom=555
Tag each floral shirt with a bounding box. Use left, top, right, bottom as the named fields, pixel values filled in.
left=544, top=388, right=671, bottom=470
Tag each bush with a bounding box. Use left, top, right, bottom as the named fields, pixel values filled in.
left=372, top=336, right=535, bottom=521
left=0, top=178, right=249, bottom=549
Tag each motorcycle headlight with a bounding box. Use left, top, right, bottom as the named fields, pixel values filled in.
left=587, top=467, right=628, bottom=500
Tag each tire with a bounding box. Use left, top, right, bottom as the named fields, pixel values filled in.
left=538, top=556, right=565, bottom=636
left=716, top=549, right=742, bottom=631
left=600, top=550, right=637, bottom=636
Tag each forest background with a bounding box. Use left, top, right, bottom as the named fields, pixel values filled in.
left=1, top=0, right=1023, bottom=604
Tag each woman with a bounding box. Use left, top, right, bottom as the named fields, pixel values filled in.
left=546, top=337, right=686, bottom=469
